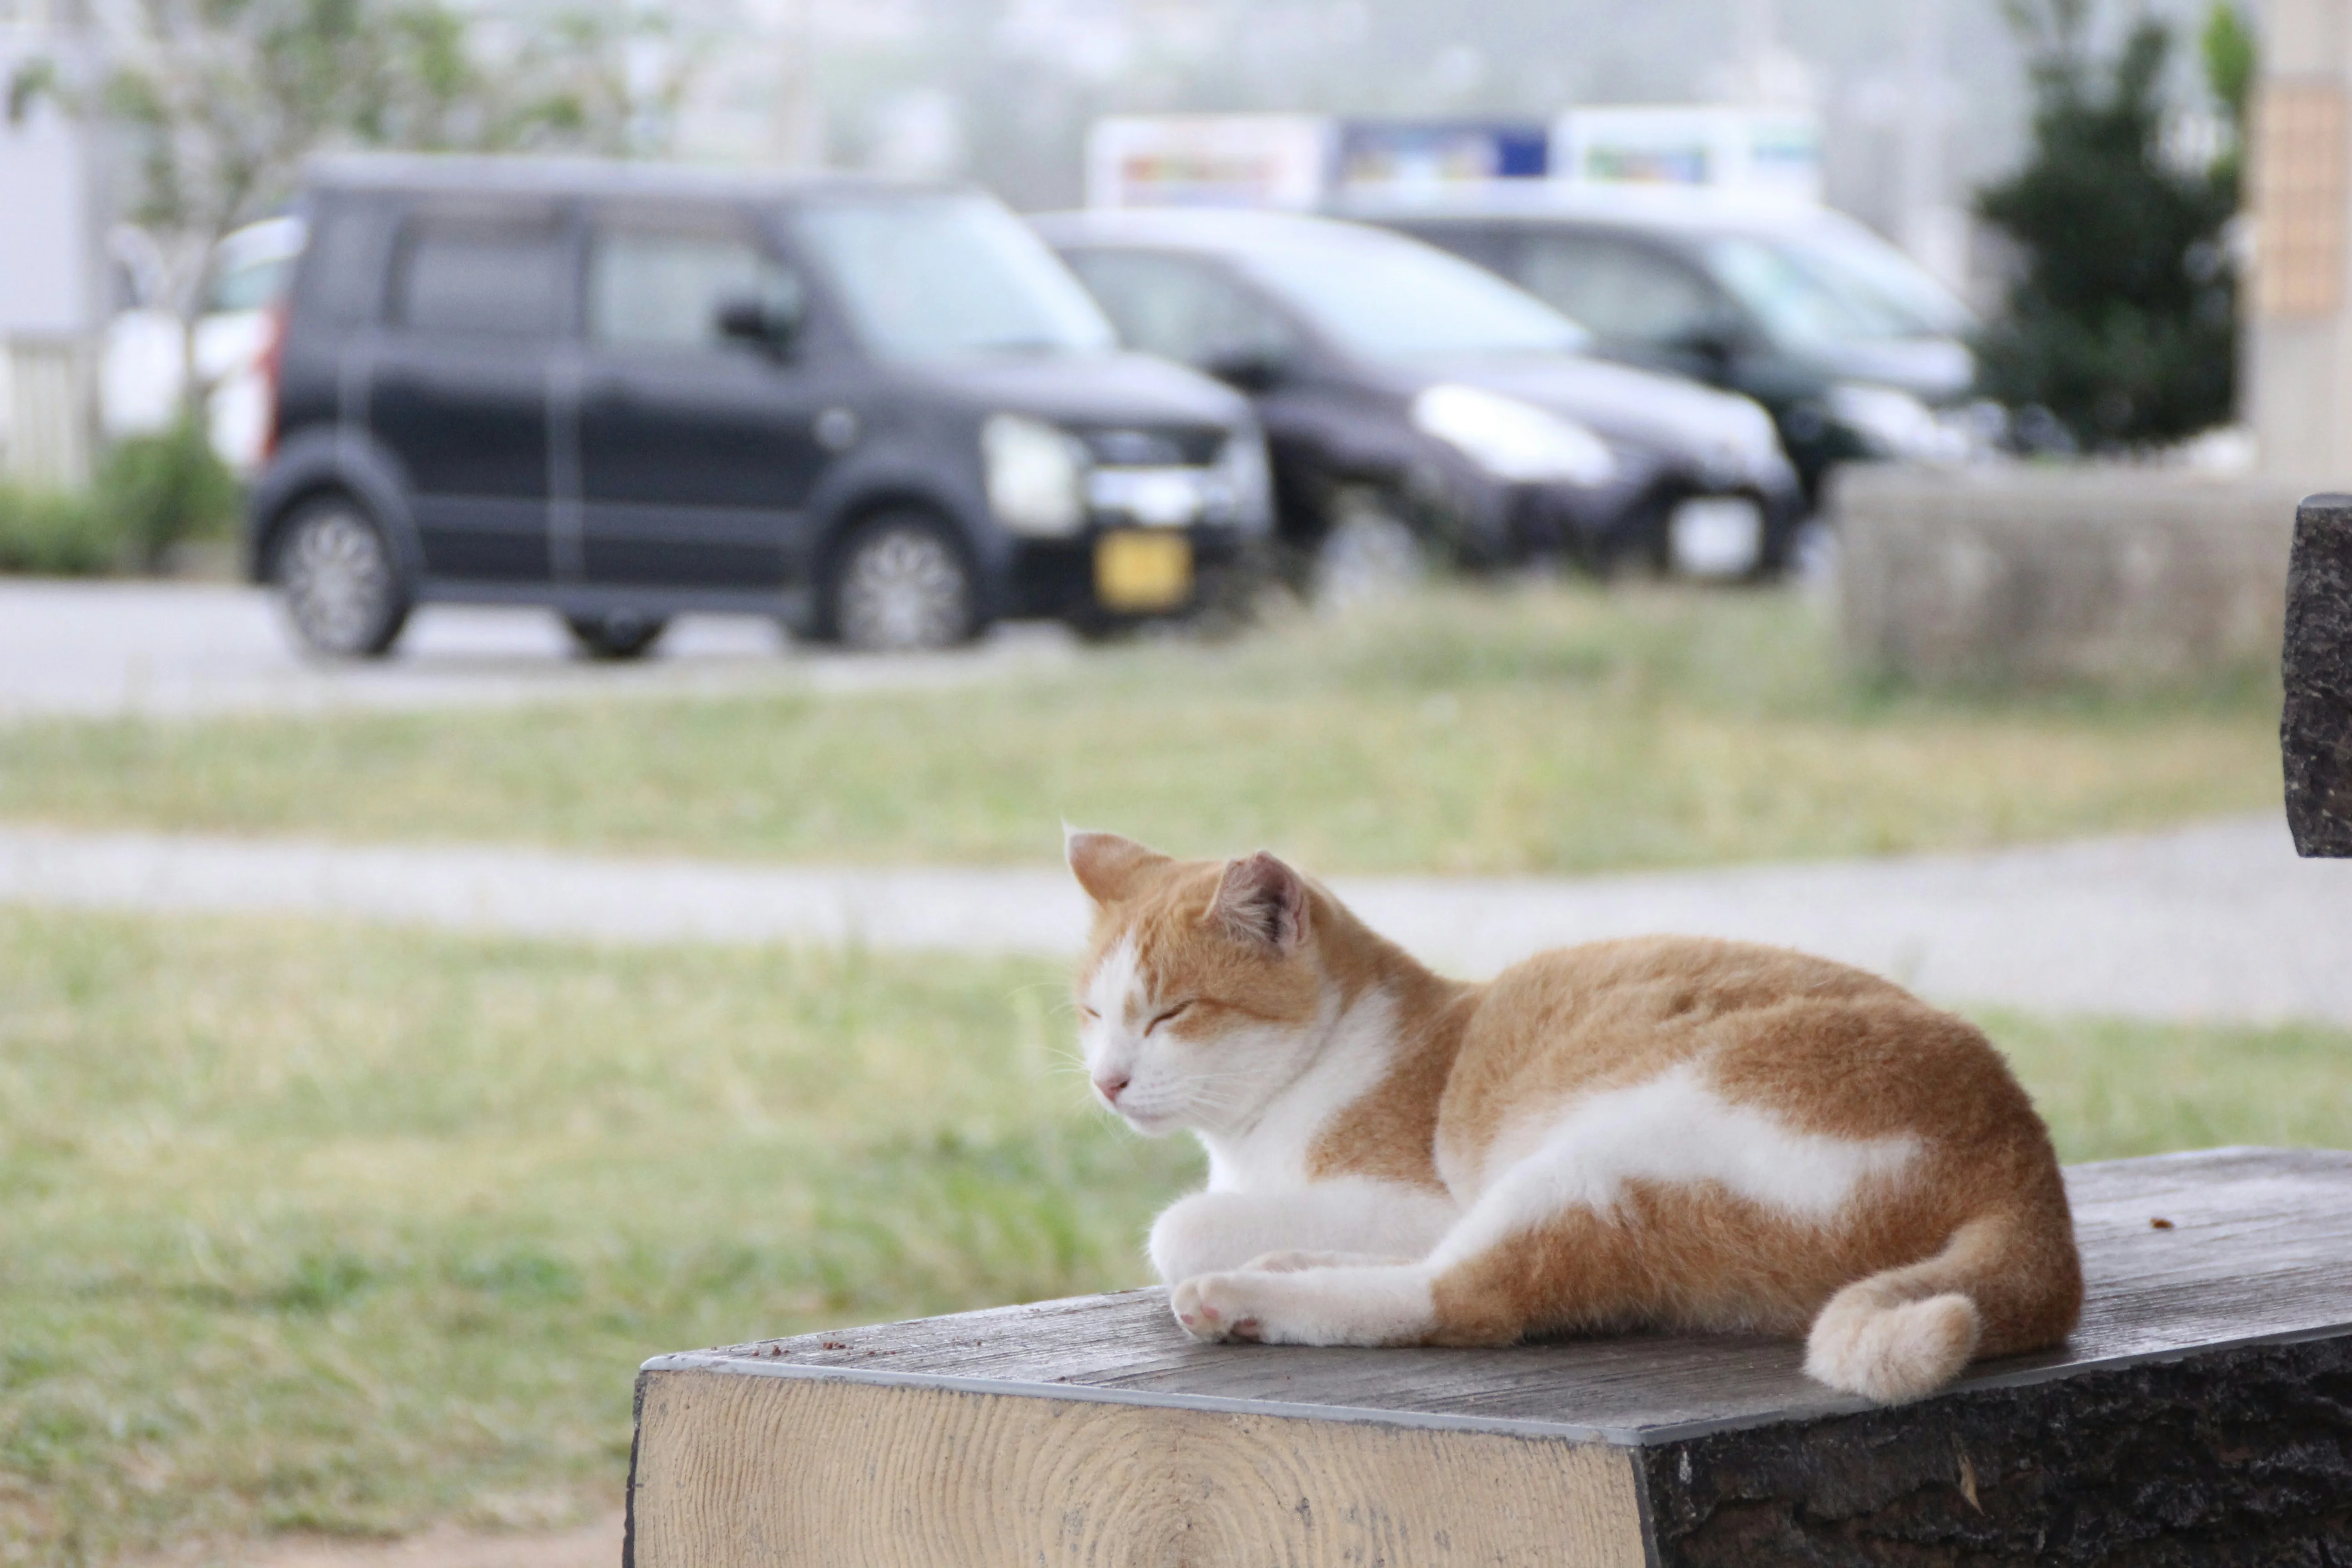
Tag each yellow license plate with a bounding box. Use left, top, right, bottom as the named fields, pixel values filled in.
left=1094, top=530, right=1193, bottom=612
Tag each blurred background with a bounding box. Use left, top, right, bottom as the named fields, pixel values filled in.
left=0, top=0, right=2273, bottom=508
left=4, top=0, right=2350, bottom=1565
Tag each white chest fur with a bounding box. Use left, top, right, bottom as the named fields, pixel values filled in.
left=1198, top=987, right=1402, bottom=1191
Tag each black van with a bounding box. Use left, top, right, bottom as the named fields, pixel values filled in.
left=246, top=156, right=1271, bottom=657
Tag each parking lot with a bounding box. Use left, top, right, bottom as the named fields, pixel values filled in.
left=0, top=578, right=1076, bottom=719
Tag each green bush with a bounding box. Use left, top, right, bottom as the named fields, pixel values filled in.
left=95, top=416, right=241, bottom=568
left=0, top=418, right=240, bottom=577
left=0, top=485, right=124, bottom=576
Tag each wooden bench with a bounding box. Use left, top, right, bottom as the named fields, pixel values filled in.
left=626, top=1148, right=2352, bottom=1565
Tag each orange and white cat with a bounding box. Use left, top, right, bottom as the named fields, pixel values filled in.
left=1067, top=831, right=2082, bottom=1404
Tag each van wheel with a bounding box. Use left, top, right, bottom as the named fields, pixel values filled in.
left=273, top=495, right=410, bottom=658
left=1313, top=494, right=1425, bottom=610
left=826, top=512, right=978, bottom=652
left=564, top=612, right=668, bottom=661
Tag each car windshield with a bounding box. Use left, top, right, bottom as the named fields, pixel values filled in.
left=1238, top=235, right=1591, bottom=360
left=1780, top=230, right=1975, bottom=338
left=1703, top=233, right=1956, bottom=347
left=793, top=192, right=1116, bottom=360
left=205, top=255, right=297, bottom=314
left=1702, top=235, right=1914, bottom=347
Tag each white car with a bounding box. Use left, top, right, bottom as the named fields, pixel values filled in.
left=99, top=216, right=306, bottom=473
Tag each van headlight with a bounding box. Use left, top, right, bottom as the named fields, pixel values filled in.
left=982, top=414, right=1088, bottom=536
left=1411, top=383, right=1617, bottom=487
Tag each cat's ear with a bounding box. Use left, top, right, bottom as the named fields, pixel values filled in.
left=1065, top=828, right=1170, bottom=906
left=1210, top=851, right=1309, bottom=954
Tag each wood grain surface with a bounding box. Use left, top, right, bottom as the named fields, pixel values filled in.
left=649, top=1148, right=2352, bottom=1446
left=631, top=1150, right=2352, bottom=1566
left=631, top=1370, right=1646, bottom=1568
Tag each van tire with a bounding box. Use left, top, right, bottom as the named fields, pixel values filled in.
left=272, top=493, right=411, bottom=659
left=823, top=511, right=980, bottom=652
left=564, top=612, right=668, bottom=661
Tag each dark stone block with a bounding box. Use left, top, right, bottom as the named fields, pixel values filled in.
left=1644, top=1336, right=2352, bottom=1566
left=2285, top=494, right=2352, bottom=856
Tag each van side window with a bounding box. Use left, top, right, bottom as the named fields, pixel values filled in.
left=299, top=207, right=395, bottom=324
left=1063, top=250, right=1292, bottom=370
left=588, top=229, right=801, bottom=350
left=1512, top=234, right=1719, bottom=347
left=397, top=217, right=565, bottom=337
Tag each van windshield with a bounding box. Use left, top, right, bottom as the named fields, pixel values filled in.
left=794, top=193, right=1116, bottom=360
left=1239, top=235, right=1590, bottom=361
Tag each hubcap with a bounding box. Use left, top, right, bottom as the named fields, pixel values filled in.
left=282, top=509, right=392, bottom=654
left=1315, top=506, right=1424, bottom=611
left=838, top=528, right=969, bottom=651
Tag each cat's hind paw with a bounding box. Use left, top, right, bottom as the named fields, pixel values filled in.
left=1171, top=1273, right=1264, bottom=1343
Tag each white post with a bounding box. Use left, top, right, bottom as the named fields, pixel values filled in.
left=1896, top=0, right=1968, bottom=290
left=767, top=0, right=822, bottom=171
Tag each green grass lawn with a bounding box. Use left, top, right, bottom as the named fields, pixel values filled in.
left=3, top=907, right=2347, bottom=1565
left=0, top=585, right=2283, bottom=875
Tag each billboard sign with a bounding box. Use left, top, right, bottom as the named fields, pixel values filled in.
left=1085, top=115, right=1334, bottom=210
left=1553, top=107, right=1823, bottom=203
left=1334, top=120, right=1548, bottom=192
left=1085, top=116, right=1553, bottom=210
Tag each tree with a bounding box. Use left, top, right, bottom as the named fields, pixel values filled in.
left=1972, top=0, right=2246, bottom=450
left=12, top=0, right=690, bottom=325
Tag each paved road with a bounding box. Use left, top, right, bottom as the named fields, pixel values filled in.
left=2, top=816, right=2345, bottom=1024
left=0, top=579, right=1074, bottom=719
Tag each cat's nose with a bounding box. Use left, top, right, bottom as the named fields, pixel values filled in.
left=1094, top=1073, right=1131, bottom=1104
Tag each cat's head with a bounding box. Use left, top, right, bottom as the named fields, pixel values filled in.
left=1064, top=830, right=1332, bottom=1137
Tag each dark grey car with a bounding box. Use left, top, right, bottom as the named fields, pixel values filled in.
left=1339, top=188, right=1978, bottom=506
left=1034, top=208, right=1803, bottom=582
left=248, top=155, right=1271, bottom=657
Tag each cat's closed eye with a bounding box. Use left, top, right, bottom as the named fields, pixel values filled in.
left=1076, top=1004, right=1099, bottom=1022
left=1146, top=1001, right=1194, bottom=1033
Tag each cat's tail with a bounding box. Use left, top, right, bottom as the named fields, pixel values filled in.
left=1803, top=1209, right=2081, bottom=1405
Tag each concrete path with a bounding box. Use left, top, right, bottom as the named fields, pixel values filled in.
left=2, top=816, right=2346, bottom=1024
left=0, top=579, right=1073, bottom=719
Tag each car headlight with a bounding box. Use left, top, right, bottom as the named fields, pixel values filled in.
left=1827, top=382, right=1949, bottom=461
left=1727, top=398, right=1785, bottom=473
left=1693, top=397, right=1791, bottom=489
left=982, top=414, right=1087, bottom=536
left=1410, top=383, right=1617, bottom=487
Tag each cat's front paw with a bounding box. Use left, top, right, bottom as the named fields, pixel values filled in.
left=1171, top=1273, right=1264, bottom=1343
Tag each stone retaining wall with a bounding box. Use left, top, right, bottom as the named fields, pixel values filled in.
left=1833, top=464, right=2304, bottom=685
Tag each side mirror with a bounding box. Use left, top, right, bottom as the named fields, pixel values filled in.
left=716, top=291, right=801, bottom=356
left=1200, top=346, right=1287, bottom=393
left=1670, top=316, right=1746, bottom=378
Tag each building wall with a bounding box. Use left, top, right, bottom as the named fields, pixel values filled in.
left=2252, top=0, right=2352, bottom=484
left=0, top=14, right=101, bottom=486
